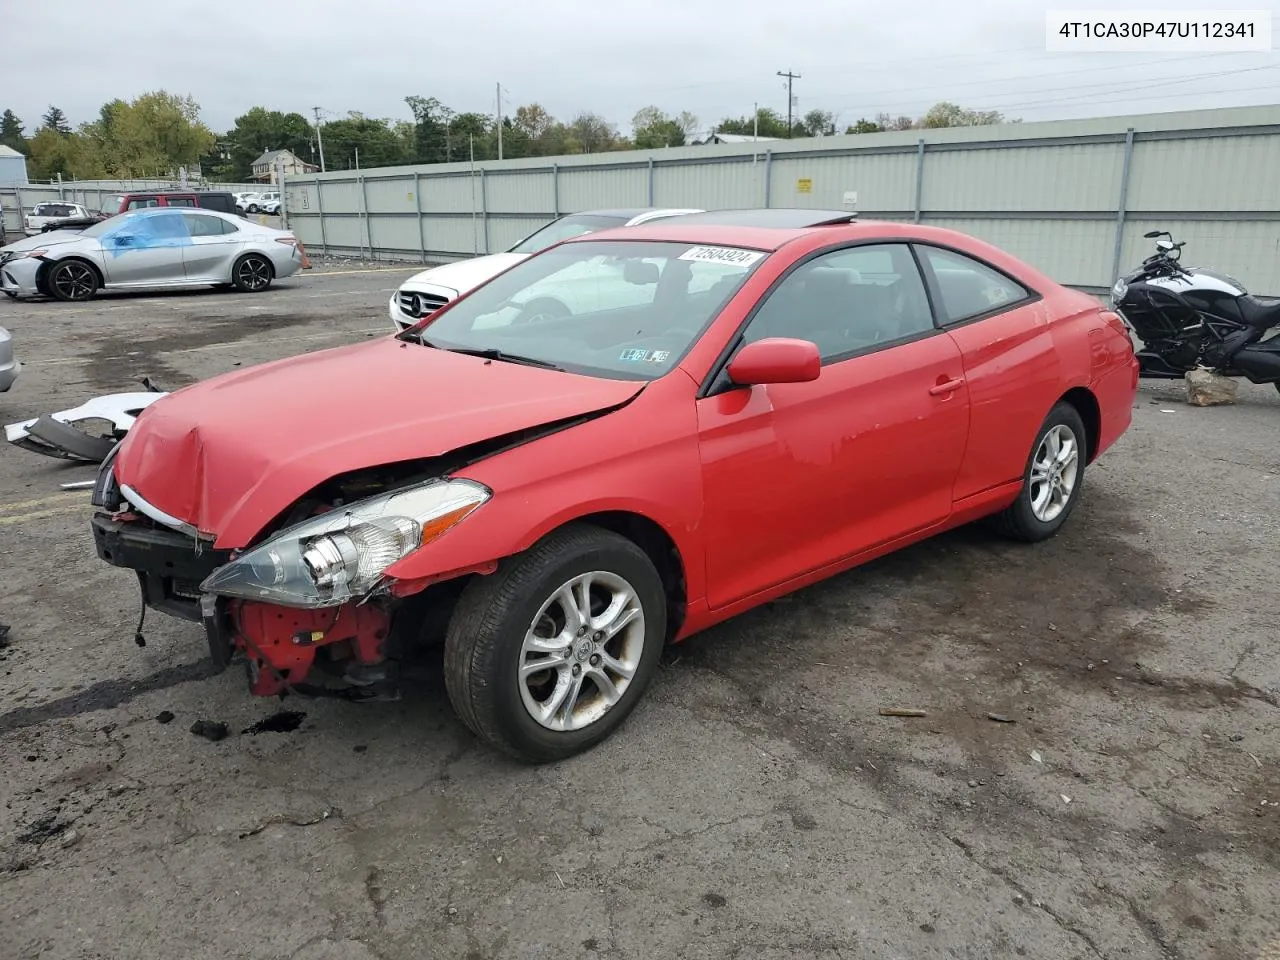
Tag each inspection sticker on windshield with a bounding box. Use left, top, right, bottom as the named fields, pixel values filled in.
left=677, top=245, right=764, bottom=266
left=619, top=348, right=670, bottom=363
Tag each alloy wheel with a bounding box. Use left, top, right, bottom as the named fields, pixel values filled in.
left=1028, top=424, right=1079, bottom=523
left=518, top=571, right=646, bottom=732
left=237, top=257, right=271, bottom=291
left=52, top=262, right=96, bottom=301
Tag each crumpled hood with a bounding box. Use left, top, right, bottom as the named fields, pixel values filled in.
left=399, top=252, right=528, bottom=296
left=113, top=337, right=642, bottom=548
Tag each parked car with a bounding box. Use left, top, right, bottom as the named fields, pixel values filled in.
left=388, top=207, right=704, bottom=330
left=90, top=211, right=1138, bottom=762
left=0, top=206, right=309, bottom=301
left=237, top=192, right=277, bottom=214
left=0, top=326, right=19, bottom=392
left=24, top=201, right=97, bottom=235
left=99, top=190, right=239, bottom=216
left=40, top=208, right=113, bottom=233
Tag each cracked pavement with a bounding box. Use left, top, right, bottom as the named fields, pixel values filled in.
left=1, top=266, right=1278, bottom=959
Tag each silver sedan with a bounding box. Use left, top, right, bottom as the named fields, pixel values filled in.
left=0, top=207, right=309, bottom=302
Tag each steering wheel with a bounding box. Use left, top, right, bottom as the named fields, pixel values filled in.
left=511, top=297, right=571, bottom=326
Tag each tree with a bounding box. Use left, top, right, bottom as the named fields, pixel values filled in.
left=405, top=95, right=454, bottom=164
left=918, top=101, right=1010, bottom=128
left=716, top=107, right=791, bottom=139
left=216, top=107, right=315, bottom=180
left=631, top=106, right=685, bottom=149
left=320, top=111, right=413, bottom=169
left=799, top=109, right=836, bottom=137
left=41, top=105, right=72, bottom=135
left=876, top=111, right=917, bottom=131
left=846, top=117, right=885, bottom=134
left=675, top=111, right=699, bottom=141
left=79, top=91, right=215, bottom=178
left=27, top=128, right=103, bottom=180
left=0, top=109, right=26, bottom=155
left=567, top=112, right=621, bottom=153
left=514, top=104, right=554, bottom=141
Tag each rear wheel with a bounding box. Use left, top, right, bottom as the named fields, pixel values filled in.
left=232, top=254, right=273, bottom=293
left=443, top=524, right=667, bottom=762
left=991, top=402, right=1087, bottom=543
left=46, top=260, right=98, bottom=302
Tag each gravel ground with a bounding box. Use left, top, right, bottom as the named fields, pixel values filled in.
left=0, top=267, right=1277, bottom=960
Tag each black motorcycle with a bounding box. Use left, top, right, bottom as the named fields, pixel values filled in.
left=1111, top=230, right=1280, bottom=393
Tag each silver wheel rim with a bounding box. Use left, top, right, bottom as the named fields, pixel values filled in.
left=53, top=262, right=95, bottom=300
left=1029, top=423, right=1080, bottom=523
left=518, top=570, right=646, bottom=732
left=238, top=258, right=270, bottom=290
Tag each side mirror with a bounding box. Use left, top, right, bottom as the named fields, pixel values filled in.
left=623, top=260, right=660, bottom=284
left=1156, top=239, right=1174, bottom=252
left=727, top=337, right=821, bottom=385
left=1143, top=230, right=1164, bottom=239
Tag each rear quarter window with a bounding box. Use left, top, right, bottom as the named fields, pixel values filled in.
left=198, top=195, right=236, bottom=213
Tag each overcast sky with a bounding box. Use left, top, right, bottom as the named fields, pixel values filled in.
left=4, top=0, right=1277, bottom=136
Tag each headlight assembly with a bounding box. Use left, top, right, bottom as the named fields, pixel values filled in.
left=200, top=478, right=490, bottom=608
left=1110, top=278, right=1127, bottom=303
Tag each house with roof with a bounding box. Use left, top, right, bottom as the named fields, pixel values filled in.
left=701, top=133, right=782, bottom=145
left=251, top=148, right=318, bottom=183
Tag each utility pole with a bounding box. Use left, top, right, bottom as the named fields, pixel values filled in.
left=777, top=70, right=800, bottom=137
left=312, top=106, right=327, bottom=173
left=495, top=82, right=503, bottom=161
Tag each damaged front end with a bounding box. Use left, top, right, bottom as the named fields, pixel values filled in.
left=92, top=448, right=494, bottom=702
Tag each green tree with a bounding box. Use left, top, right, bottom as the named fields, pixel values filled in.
left=405, top=95, right=454, bottom=164
left=846, top=117, right=885, bottom=134
left=631, top=106, right=685, bottom=149
left=567, top=112, right=621, bottom=153
left=0, top=109, right=27, bottom=155
left=41, top=105, right=72, bottom=135
left=80, top=91, right=216, bottom=178
left=918, top=101, right=1010, bottom=128
left=216, top=106, right=315, bottom=179
left=798, top=109, right=836, bottom=137
left=716, top=107, right=791, bottom=139
left=319, top=111, right=412, bottom=169
left=448, top=111, right=494, bottom=161
left=27, top=128, right=104, bottom=180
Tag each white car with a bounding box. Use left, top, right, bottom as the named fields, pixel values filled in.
left=388, top=207, right=702, bottom=331
left=24, top=202, right=95, bottom=236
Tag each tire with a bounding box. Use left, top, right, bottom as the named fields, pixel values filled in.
left=247, top=204, right=259, bottom=214
left=990, top=401, right=1088, bottom=543
left=232, top=254, right=273, bottom=292
left=443, top=523, right=667, bottom=763
left=45, top=259, right=98, bottom=302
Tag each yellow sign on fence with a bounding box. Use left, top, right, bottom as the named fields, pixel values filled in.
left=797, top=178, right=813, bottom=194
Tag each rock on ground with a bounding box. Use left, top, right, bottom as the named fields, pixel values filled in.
left=1185, top=367, right=1239, bottom=405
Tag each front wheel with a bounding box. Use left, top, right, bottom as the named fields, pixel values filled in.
left=443, top=524, right=667, bottom=762
left=46, top=260, right=98, bottom=302
left=232, top=254, right=273, bottom=292
left=991, top=402, right=1087, bottom=543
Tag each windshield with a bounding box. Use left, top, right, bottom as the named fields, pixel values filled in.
left=507, top=214, right=630, bottom=255
left=80, top=211, right=138, bottom=238
left=403, top=239, right=769, bottom=380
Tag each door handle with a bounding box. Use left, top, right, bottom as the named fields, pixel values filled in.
left=929, top=377, right=965, bottom=396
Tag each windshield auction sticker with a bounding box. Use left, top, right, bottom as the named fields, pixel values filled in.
left=677, top=246, right=765, bottom=266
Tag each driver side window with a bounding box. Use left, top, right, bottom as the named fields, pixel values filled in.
left=740, top=243, right=936, bottom=363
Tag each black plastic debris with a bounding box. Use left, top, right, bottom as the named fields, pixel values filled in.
left=156, top=711, right=175, bottom=724
left=190, top=720, right=229, bottom=742
left=0, top=622, right=10, bottom=649
left=243, top=711, right=306, bottom=735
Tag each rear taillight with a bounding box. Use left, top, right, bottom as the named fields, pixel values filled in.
left=275, top=237, right=298, bottom=247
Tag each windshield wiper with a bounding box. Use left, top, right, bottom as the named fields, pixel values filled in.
left=437, top=345, right=563, bottom=370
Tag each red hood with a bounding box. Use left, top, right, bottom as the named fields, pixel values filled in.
left=113, top=338, right=643, bottom=548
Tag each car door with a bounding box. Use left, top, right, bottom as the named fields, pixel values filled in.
left=695, top=242, right=972, bottom=610
left=913, top=244, right=1062, bottom=502
left=97, top=210, right=191, bottom=286
left=180, top=212, right=244, bottom=280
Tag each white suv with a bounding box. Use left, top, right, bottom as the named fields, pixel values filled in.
left=388, top=207, right=702, bottom=331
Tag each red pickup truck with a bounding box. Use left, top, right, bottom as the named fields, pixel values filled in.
left=101, top=190, right=239, bottom=215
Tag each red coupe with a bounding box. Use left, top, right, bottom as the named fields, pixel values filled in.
left=92, top=209, right=1139, bottom=762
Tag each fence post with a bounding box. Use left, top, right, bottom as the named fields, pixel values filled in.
left=414, top=171, right=426, bottom=261
left=1110, top=127, right=1136, bottom=286
left=359, top=173, right=371, bottom=260
left=647, top=157, right=655, bottom=206
left=551, top=164, right=559, bottom=217
left=913, top=138, right=926, bottom=224
left=763, top=150, right=772, bottom=208
left=480, top=168, right=490, bottom=253
left=314, top=177, right=328, bottom=256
